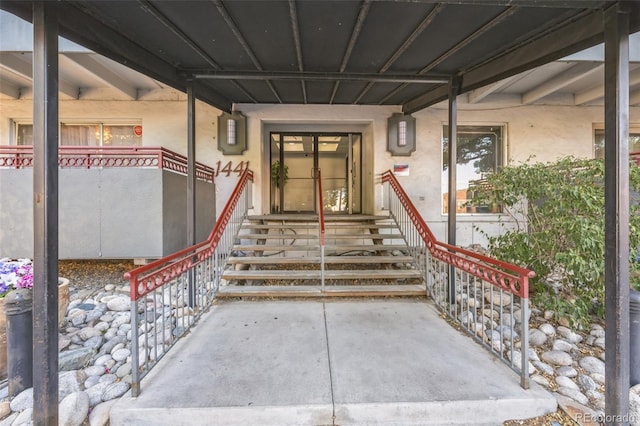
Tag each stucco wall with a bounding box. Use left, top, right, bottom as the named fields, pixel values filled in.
left=161, top=171, right=216, bottom=255
left=0, top=168, right=33, bottom=258
left=2, top=95, right=639, bottom=253
left=0, top=166, right=214, bottom=259
left=238, top=102, right=639, bottom=246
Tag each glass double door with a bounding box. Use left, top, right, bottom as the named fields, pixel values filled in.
left=270, top=133, right=361, bottom=214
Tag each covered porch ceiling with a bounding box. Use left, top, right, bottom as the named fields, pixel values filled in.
left=1, top=1, right=639, bottom=114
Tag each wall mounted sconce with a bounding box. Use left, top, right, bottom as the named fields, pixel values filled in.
left=387, top=113, right=415, bottom=156
left=218, top=111, right=247, bottom=155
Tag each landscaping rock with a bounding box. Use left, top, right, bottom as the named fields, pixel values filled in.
left=541, top=350, right=573, bottom=366
left=89, top=399, right=118, bottom=426
left=59, top=391, right=90, bottom=426
left=9, top=388, right=33, bottom=412
left=529, top=329, right=547, bottom=347
left=579, top=356, right=605, bottom=376
left=59, top=347, right=96, bottom=371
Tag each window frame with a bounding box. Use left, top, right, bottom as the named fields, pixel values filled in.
left=441, top=122, right=507, bottom=216
left=12, top=120, right=143, bottom=147
left=593, top=123, right=640, bottom=159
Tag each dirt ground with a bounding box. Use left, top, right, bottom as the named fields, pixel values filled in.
left=504, top=410, right=578, bottom=425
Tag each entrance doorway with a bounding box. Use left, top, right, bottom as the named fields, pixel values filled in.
left=270, top=133, right=361, bottom=214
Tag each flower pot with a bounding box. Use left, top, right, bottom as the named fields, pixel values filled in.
left=0, top=278, right=71, bottom=381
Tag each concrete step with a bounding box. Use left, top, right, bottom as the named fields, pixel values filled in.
left=216, top=284, right=427, bottom=298
left=240, top=223, right=319, bottom=230
left=240, top=223, right=397, bottom=230
left=236, top=233, right=402, bottom=240
left=322, top=234, right=403, bottom=240
left=227, top=255, right=414, bottom=264
left=325, top=224, right=397, bottom=230
left=324, top=244, right=409, bottom=252
left=232, top=244, right=409, bottom=253
left=246, top=214, right=390, bottom=222
left=233, top=244, right=319, bottom=252
left=222, top=269, right=422, bottom=281
left=237, top=233, right=319, bottom=240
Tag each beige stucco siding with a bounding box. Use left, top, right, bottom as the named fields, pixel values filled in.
left=1, top=94, right=639, bottom=253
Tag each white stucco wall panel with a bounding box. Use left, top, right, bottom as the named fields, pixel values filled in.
left=196, top=178, right=216, bottom=243
left=162, top=171, right=188, bottom=255
left=99, top=168, right=163, bottom=258
left=59, top=170, right=101, bottom=258
left=160, top=171, right=216, bottom=255
left=0, top=169, right=33, bottom=258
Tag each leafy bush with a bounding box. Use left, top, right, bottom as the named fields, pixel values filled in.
left=475, top=157, right=640, bottom=328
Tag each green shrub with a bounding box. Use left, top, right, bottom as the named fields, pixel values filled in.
left=475, top=157, right=640, bottom=328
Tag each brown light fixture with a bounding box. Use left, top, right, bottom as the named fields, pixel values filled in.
left=387, top=113, right=415, bottom=156
left=218, top=111, right=247, bottom=155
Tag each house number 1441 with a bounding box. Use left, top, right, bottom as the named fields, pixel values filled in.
left=214, top=160, right=250, bottom=177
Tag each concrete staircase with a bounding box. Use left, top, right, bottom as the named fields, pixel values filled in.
left=217, top=214, right=426, bottom=298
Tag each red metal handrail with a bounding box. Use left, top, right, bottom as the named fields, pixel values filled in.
left=125, top=168, right=254, bottom=300
left=317, top=169, right=326, bottom=289
left=317, top=169, right=325, bottom=246
left=381, top=170, right=534, bottom=298
left=0, top=145, right=215, bottom=181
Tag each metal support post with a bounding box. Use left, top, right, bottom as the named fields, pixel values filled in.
left=447, top=77, right=460, bottom=305
left=32, top=2, right=60, bottom=424
left=604, top=3, right=631, bottom=423
left=187, top=79, right=197, bottom=308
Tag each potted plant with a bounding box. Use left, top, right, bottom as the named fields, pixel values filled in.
left=270, top=160, right=288, bottom=213
left=0, top=258, right=70, bottom=380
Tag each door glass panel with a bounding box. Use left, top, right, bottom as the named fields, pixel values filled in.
left=282, top=135, right=315, bottom=212
left=318, top=135, right=349, bottom=213
left=351, top=134, right=362, bottom=214
left=270, top=134, right=283, bottom=213
left=270, top=132, right=361, bottom=214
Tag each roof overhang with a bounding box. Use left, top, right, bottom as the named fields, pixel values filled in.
left=1, top=1, right=639, bottom=113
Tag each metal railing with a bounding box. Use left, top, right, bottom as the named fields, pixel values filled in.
left=316, top=169, right=326, bottom=289
left=381, top=171, right=535, bottom=389
left=0, top=145, right=215, bottom=182
left=125, top=168, right=254, bottom=396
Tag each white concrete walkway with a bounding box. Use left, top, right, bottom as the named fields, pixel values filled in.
left=111, top=299, right=556, bottom=426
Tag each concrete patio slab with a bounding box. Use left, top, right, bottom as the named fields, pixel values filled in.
left=324, top=301, right=556, bottom=425
left=110, top=299, right=556, bottom=426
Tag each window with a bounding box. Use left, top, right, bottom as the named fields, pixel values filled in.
left=594, top=128, right=640, bottom=159
left=442, top=125, right=504, bottom=214
left=16, top=123, right=142, bottom=146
